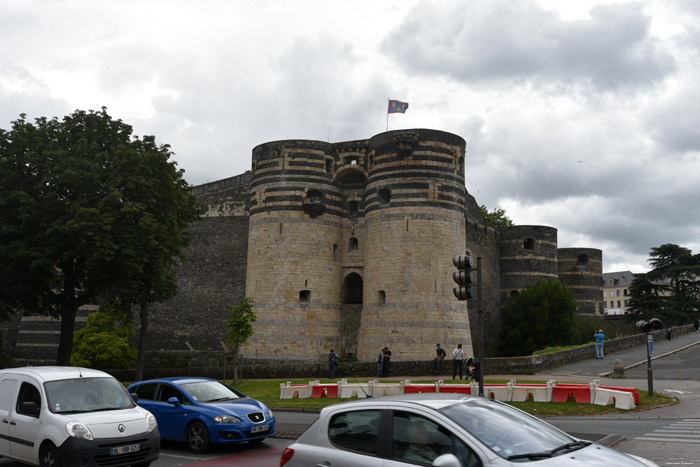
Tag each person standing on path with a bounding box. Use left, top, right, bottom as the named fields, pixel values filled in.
left=328, top=349, right=338, bottom=379
left=377, top=348, right=384, bottom=377
left=382, top=347, right=392, bottom=378
left=594, top=329, right=605, bottom=359
left=452, top=344, right=465, bottom=379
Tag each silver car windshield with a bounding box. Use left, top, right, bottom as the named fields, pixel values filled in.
left=442, top=399, right=576, bottom=459
left=45, top=377, right=135, bottom=413
left=181, top=381, right=242, bottom=403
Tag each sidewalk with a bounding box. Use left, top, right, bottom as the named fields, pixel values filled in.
left=534, top=330, right=700, bottom=378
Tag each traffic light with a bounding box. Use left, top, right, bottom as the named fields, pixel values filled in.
left=637, top=318, right=663, bottom=333
left=452, top=254, right=475, bottom=300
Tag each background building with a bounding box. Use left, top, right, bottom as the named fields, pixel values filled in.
left=602, top=271, right=636, bottom=315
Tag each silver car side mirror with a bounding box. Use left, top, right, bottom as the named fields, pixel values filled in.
left=432, top=453, right=462, bottom=467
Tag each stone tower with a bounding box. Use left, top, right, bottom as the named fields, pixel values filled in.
left=499, top=225, right=559, bottom=299
left=557, top=248, right=603, bottom=314
left=244, top=129, right=473, bottom=362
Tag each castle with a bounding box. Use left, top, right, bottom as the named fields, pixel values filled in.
left=2, top=128, right=604, bottom=365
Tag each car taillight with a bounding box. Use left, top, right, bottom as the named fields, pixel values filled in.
left=280, top=448, right=294, bottom=466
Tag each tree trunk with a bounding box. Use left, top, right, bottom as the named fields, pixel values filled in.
left=135, top=301, right=149, bottom=381
left=232, top=347, right=239, bottom=386
left=57, top=305, right=77, bottom=365
left=56, top=268, right=78, bottom=366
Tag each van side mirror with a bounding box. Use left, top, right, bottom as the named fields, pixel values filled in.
left=167, top=396, right=181, bottom=407
left=130, top=393, right=139, bottom=403
left=21, top=401, right=40, bottom=417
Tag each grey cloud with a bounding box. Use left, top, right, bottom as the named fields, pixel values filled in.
left=645, top=85, right=700, bottom=152
left=130, top=35, right=396, bottom=185
left=382, top=0, right=675, bottom=90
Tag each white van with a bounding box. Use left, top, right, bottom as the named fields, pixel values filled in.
left=0, top=366, right=160, bottom=467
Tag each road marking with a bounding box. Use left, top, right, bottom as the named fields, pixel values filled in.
left=636, top=419, right=700, bottom=444
left=664, top=389, right=691, bottom=394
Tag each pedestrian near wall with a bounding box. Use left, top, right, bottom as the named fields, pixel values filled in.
left=328, top=349, right=338, bottom=379
left=432, top=343, right=446, bottom=372
left=377, top=348, right=384, bottom=377
left=452, top=344, right=465, bottom=380
left=594, top=329, right=605, bottom=359
left=382, top=347, right=392, bottom=378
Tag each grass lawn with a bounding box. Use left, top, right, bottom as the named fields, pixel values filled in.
left=228, top=378, right=678, bottom=416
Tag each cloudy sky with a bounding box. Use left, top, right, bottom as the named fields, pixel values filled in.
left=2, top=0, right=699, bottom=273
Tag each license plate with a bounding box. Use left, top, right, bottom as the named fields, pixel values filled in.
left=110, top=444, right=140, bottom=455
left=251, top=424, right=268, bottom=433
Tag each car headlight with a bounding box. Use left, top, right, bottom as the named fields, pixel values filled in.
left=66, top=421, right=93, bottom=440
left=147, top=413, right=157, bottom=432
left=214, top=414, right=242, bottom=424
left=268, top=409, right=274, bottom=419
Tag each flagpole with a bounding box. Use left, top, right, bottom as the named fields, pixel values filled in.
left=386, top=98, right=389, bottom=132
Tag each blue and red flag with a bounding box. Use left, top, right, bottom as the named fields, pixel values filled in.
left=388, top=99, right=409, bottom=114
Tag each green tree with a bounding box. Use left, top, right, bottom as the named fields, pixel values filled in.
left=225, top=298, right=256, bottom=386
left=0, top=108, right=199, bottom=365
left=93, top=143, right=200, bottom=381
left=71, top=308, right=137, bottom=370
left=479, top=204, right=514, bottom=228
left=628, top=244, right=700, bottom=325
left=499, top=280, right=578, bottom=356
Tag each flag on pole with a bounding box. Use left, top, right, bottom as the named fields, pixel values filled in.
left=388, top=99, right=409, bottom=114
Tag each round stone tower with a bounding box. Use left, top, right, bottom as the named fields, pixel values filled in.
left=244, top=139, right=346, bottom=361
left=357, top=129, right=471, bottom=361
left=244, top=129, right=472, bottom=363
left=557, top=248, right=603, bottom=314
left=499, top=225, right=559, bottom=299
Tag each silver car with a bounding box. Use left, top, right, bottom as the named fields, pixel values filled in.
left=280, top=393, right=657, bottom=467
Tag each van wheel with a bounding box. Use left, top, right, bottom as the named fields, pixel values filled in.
left=186, top=421, right=211, bottom=453
left=39, top=443, right=62, bottom=467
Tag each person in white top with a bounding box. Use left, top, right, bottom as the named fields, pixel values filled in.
left=452, top=343, right=465, bottom=380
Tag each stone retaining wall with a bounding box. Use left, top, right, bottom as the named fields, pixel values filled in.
left=107, top=325, right=694, bottom=381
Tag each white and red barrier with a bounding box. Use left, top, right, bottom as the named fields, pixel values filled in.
left=279, top=379, right=639, bottom=410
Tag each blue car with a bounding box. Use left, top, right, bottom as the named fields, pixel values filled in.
left=127, top=377, right=275, bottom=453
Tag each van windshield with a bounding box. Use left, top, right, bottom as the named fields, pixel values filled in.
left=45, top=377, right=134, bottom=413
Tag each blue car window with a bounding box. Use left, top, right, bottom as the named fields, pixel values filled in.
left=133, top=383, right=158, bottom=401
left=328, top=410, right=382, bottom=455
left=158, top=384, right=185, bottom=403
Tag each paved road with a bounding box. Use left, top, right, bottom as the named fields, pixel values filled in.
left=536, top=330, right=700, bottom=466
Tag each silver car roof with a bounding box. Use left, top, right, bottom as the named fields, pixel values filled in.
left=318, top=393, right=489, bottom=414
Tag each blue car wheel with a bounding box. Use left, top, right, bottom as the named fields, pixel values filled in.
left=186, top=421, right=211, bottom=453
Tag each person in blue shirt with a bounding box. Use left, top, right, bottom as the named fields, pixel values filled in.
left=328, top=349, right=338, bottom=379
left=594, top=329, right=605, bottom=359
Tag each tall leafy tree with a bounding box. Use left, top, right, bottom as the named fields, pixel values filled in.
left=95, top=142, right=200, bottom=380
left=628, top=244, right=700, bottom=325
left=479, top=204, right=514, bottom=228
left=499, top=280, right=578, bottom=356
left=0, top=108, right=199, bottom=366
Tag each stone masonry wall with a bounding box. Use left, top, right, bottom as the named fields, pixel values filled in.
left=464, top=193, right=502, bottom=357
left=142, top=179, right=250, bottom=353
